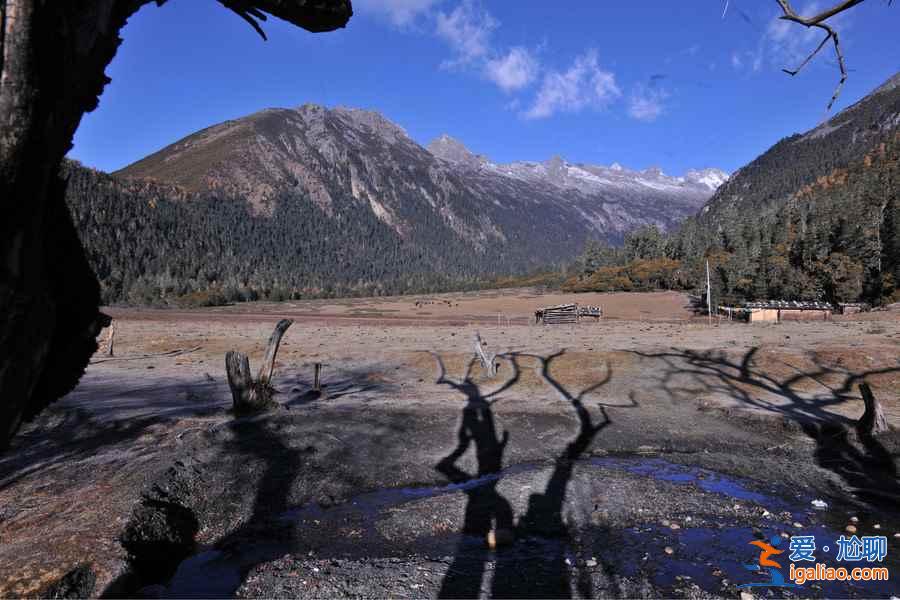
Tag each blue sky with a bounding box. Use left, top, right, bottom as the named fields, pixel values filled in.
left=69, top=0, right=899, bottom=175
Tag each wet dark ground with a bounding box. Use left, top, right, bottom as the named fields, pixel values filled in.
left=149, top=451, right=898, bottom=599
left=3, top=358, right=900, bottom=598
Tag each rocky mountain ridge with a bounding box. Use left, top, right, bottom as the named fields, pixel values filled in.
left=116, top=104, right=726, bottom=249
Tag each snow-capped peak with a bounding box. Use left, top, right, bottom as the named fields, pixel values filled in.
left=684, top=168, right=730, bottom=191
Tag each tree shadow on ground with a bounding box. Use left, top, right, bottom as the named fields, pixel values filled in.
left=433, top=350, right=632, bottom=598
left=631, top=346, right=900, bottom=510
left=0, top=377, right=225, bottom=491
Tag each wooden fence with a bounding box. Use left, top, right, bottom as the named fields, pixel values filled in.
left=535, top=303, right=601, bottom=325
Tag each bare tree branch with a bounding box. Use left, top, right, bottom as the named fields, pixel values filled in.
left=781, top=27, right=833, bottom=76
left=775, top=0, right=866, bottom=25
left=220, top=0, right=271, bottom=40
left=217, top=0, right=354, bottom=40
left=773, top=0, right=867, bottom=110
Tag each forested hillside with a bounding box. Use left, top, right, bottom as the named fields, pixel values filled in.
left=64, top=104, right=724, bottom=306
left=565, top=73, right=900, bottom=306
left=64, top=162, right=517, bottom=305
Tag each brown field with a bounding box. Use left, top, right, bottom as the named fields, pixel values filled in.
left=98, top=288, right=900, bottom=422
left=2, top=288, right=899, bottom=597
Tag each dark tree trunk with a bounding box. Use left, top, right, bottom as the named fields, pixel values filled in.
left=0, top=0, right=351, bottom=449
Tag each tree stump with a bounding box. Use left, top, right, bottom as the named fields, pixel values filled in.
left=226, top=319, right=293, bottom=415
left=857, top=383, right=889, bottom=436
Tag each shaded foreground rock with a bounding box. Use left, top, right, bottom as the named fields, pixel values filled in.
left=39, top=564, right=97, bottom=599
left=120, top=458, right=205, bottom=587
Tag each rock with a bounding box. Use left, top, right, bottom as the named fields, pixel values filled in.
left=40, top=564, right=97, bottom=599
left=120, top=458, right=202, bottom=582
left=846, top=525, right=857, bottom=534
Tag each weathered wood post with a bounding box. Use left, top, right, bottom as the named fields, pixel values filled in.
left=857, top=382, right=889, bottom=436
left=313, top=363, right=322, bottom=392
left=474, top=332, right=498, bottom=378
left=226, top=319, right=293, bottom=415
left=106, top=322, right=116, bottom=357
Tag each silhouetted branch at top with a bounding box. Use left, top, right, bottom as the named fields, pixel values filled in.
left=218, top=0, right=354, bottom=39
left=723, top=0, right=885, bottom=109
left=773, top=0, right=867, bottom=110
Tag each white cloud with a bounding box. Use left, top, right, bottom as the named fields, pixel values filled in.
left=628, top=85, right=668, bottom=122
left=353, top=0, right=441, bottom=27
left=730, top=51, right=743, bottom=69
left=435, top=0, right=497, bottom=66
left=484, top=46, right=539, bottom=92
left=523, top=49, right=620, bottom=119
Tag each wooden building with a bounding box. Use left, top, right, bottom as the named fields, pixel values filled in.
left=743, top=301, right=834, bottom=323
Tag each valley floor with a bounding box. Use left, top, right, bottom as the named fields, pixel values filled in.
left=1, top=289, right=899, bottom=598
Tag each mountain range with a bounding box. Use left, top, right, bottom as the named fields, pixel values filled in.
left=115, top=104, right=726, bottom=246
left=66, top=72, right=898, bottom=306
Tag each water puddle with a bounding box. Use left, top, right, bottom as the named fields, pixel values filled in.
left=161, top=457, right=896, bottom=598
left=591, top=456, right=793, bottom=509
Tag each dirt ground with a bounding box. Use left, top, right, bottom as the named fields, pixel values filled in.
left=1, top=289, right=899, bottom=598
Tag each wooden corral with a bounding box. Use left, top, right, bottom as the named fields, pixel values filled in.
left=535, top=303, right=578, bottom=324
left=535, top=303, right=602, bottom=325
left=534, top=304, right=603, bottom=325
